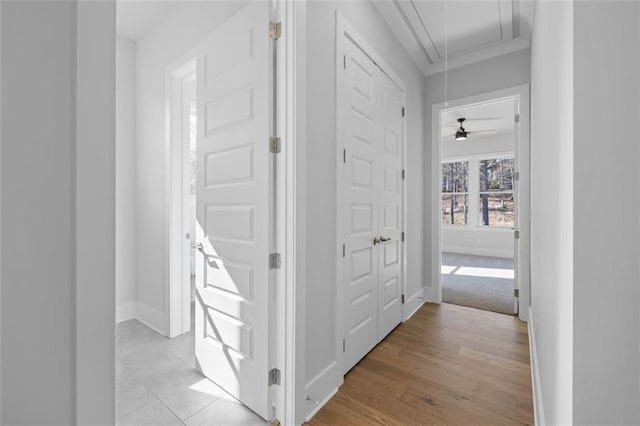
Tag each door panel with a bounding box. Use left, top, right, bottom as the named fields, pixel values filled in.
left=194, top=1, right=271, bottom=419
left=342, top=37, right=380, bottom=373
left=377, top=72, right=403, bottom=339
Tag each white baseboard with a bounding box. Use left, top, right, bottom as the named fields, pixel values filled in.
left=116, top=302, right=137, bottom=323
left=136, top=302, right=168, bottom=336
left=424, top=283, right=440, bottom=303
left=403, top=288, right=426, bottom=322
left=528, top=306, right=545, bottom=426
left=443, top=245, right=513, bottom=259
left=304, top=387, right=338, bottom=422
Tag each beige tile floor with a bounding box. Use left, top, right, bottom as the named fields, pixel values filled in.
left=116, top=303, right=267, bottom=425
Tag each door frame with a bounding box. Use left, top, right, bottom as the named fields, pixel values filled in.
left=335, top=12, right=409, bottom=377
left=167, top=56, right=196, bottom=338
left=429, top=84, right=531, bottom=322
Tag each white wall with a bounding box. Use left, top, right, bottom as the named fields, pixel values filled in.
left=134, top=1, right=247, bottom=333
left=529, top=1, right=574, bottom=424
left=442, top=131, right=515, bottom=258
left=1, top=3, right=76, bottom=422
left=303, top=1, right=425, bottom=421
left=425, top=49, right=530, bottom=295
left=572, top=2, right=639, bottom=423
left=1, top=1, right=116, bottom=423
left=116, top=36, right=137, bottom=321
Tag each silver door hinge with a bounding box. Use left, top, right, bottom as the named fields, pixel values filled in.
left=514, top=114, right=520, bottom=123
left=402, top=107, right=405, bottom=117
left=342, top=244, right=345, bottom=258
left=269, top=368, right=281, bottom=386
left=514, top=171, right=520, bottom=181
left=269, top=252, right=281, bottom=269
left=344, top=55, right=346, bottom=69
left=401, top=232, right=405, bottom=242
left=343, top=148, right=346, bottom=163
left=514, top=289, right=520, bottom=298
left=402, top=169, right=405, bottom=180
left=514, top=230, right=520, bottom=239
left=270, top=137, right=281, bottom=154
left=269, top=22, right=281, bottom=40
left=342, top=339, right=346, bottom=353
left=401, top=294, right=405, bottom=304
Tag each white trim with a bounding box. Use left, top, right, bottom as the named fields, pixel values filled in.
left=115, top=302, right=137, bottom=323
left=304, top=388, right=339, bottom=423
left=335, top=9, right=408, bottom=373
left=402, top=288, right=426, bottom=322
left=135, top=302, right=168, bottom=336
left=166, top=57, right=196, bottom=339
left=528, top=306, right=545, bottom=425
left=430, top=84, right=530, bottom=321
left=282, top=0, right=307, bottom=425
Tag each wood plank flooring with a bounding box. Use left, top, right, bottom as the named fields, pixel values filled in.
left=307, top=303, right=533, bottom=425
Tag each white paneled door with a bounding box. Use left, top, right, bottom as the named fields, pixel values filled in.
left=194, top=1, right=271, bottom=420
left=340, top=37, right=404, bottom=374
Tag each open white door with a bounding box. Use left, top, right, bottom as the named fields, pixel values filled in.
left=512, top=101, right=520, bottom=315
left=194, top=1, right=272, bottom=420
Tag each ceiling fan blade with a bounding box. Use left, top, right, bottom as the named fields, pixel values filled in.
left=469, top=130, right=497, bottom=135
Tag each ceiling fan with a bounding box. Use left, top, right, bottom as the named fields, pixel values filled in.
left=443, top=117, right=497, bottom=140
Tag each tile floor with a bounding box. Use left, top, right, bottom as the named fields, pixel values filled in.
left=116, top=303, right=267, bottom=425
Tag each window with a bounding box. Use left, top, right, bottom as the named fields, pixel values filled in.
left=441, top=161, right=469, bottom=225
left=478, top=158, right=514, bottom=227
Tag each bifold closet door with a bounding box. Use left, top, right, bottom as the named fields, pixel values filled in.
left=341, top=37, right=381, bottom=373
left=377, top=72, right=403, bottom=340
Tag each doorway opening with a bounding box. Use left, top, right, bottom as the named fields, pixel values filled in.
left=430, top=86, right=530, bottom=321
left=115, top=1, right=282, bottom=423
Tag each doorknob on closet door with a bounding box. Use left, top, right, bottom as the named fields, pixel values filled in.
left=373, top=237, right=382, bottom=245
left=192, top=243, right=203, bottom=252
left=380, top=236, right=391, bottom=243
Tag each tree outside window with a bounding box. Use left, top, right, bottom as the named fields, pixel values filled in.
left=478, top=158, right=514, bottom=227
left=441, top=161, right=469, bottom=225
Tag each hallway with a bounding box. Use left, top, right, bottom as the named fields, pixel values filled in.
left=309, top=303, right=533, bottom=425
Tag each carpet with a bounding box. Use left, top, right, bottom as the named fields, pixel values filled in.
left=441, top=252, right=515, bottom=315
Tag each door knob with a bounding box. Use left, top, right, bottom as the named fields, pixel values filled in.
left=380, top=236, right=391, bottom=242
left=373, top=237, right=381, bottom=245
left=192, top=243, right=203, bottom=252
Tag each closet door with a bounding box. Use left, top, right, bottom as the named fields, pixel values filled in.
left=377, top=71, right=404, bottom=339
left=341, top=37, right=381, bottom=373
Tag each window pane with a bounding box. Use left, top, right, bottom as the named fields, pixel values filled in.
left=442, top=194, right=468, bottom=225
left=478, top=193, right=514, bottom=227
left=441, top=161, right=469, bottom=193
left=479, top=158, right=514, bottom=192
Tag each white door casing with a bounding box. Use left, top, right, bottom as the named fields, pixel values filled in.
left=377, top=71, right=403, bottom=339
left=194, top=1, right=272, bottom=419
left=340, top=37, right=380, bottom=373
left=339, top=35, right=405, bottom=374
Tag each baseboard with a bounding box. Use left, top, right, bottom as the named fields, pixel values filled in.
left=528, top=306, right=545, bottom=425
left=304, top=387, right=338, bottom=422
left=403, top=288, right=425, bottom=322
left=135, top=302, right=168, bottom=336
left=443, top=245, right=513, bottom=259
left=116, top=302, right=137, bottom=323
left=424, top=283, right=440, bottom=303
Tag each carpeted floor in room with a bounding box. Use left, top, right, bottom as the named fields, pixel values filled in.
left=441, top=252, right=515, bottom=315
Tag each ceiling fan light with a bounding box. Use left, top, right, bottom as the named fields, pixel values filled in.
left=455, top=130, right=467, bottom=140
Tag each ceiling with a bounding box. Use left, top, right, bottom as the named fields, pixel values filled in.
left=117, top=1, right=180, bottom=41
left=440, top=98, right=515, bottom=140
left=373, top=0, right=533, bottom=76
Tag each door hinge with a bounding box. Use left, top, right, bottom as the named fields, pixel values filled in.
left=514, top=230, right=520, bottom=239
left=342, top=339, right=346, bottom=353
left=401, top=232, right=405, bottom=242
left=269, top=252, right=281, bottom=269
left=514, top=171, right=520, bottom=181
left=269, top=368, right=281, bottom=386
left=514, top=114, right=520, bottom=123
left=402, top=169, right=405, bottom=180
left=343, top=55, right=346, bottom=69
left=343, top=148, right=346, bottom=163
left=342, top=244, right=346, bottom=258
left=514, top=289, right=520, bottom=298
left=270, top=137, right=281, bottom=154
left=269, top=22, right=282, bottom=40
left=402, top=107, right=405, bottom=117
left=401, top=294, right=405, bottom=304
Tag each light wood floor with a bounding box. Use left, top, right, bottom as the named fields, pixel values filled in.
left=308, top=303, right=533, bottom=425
